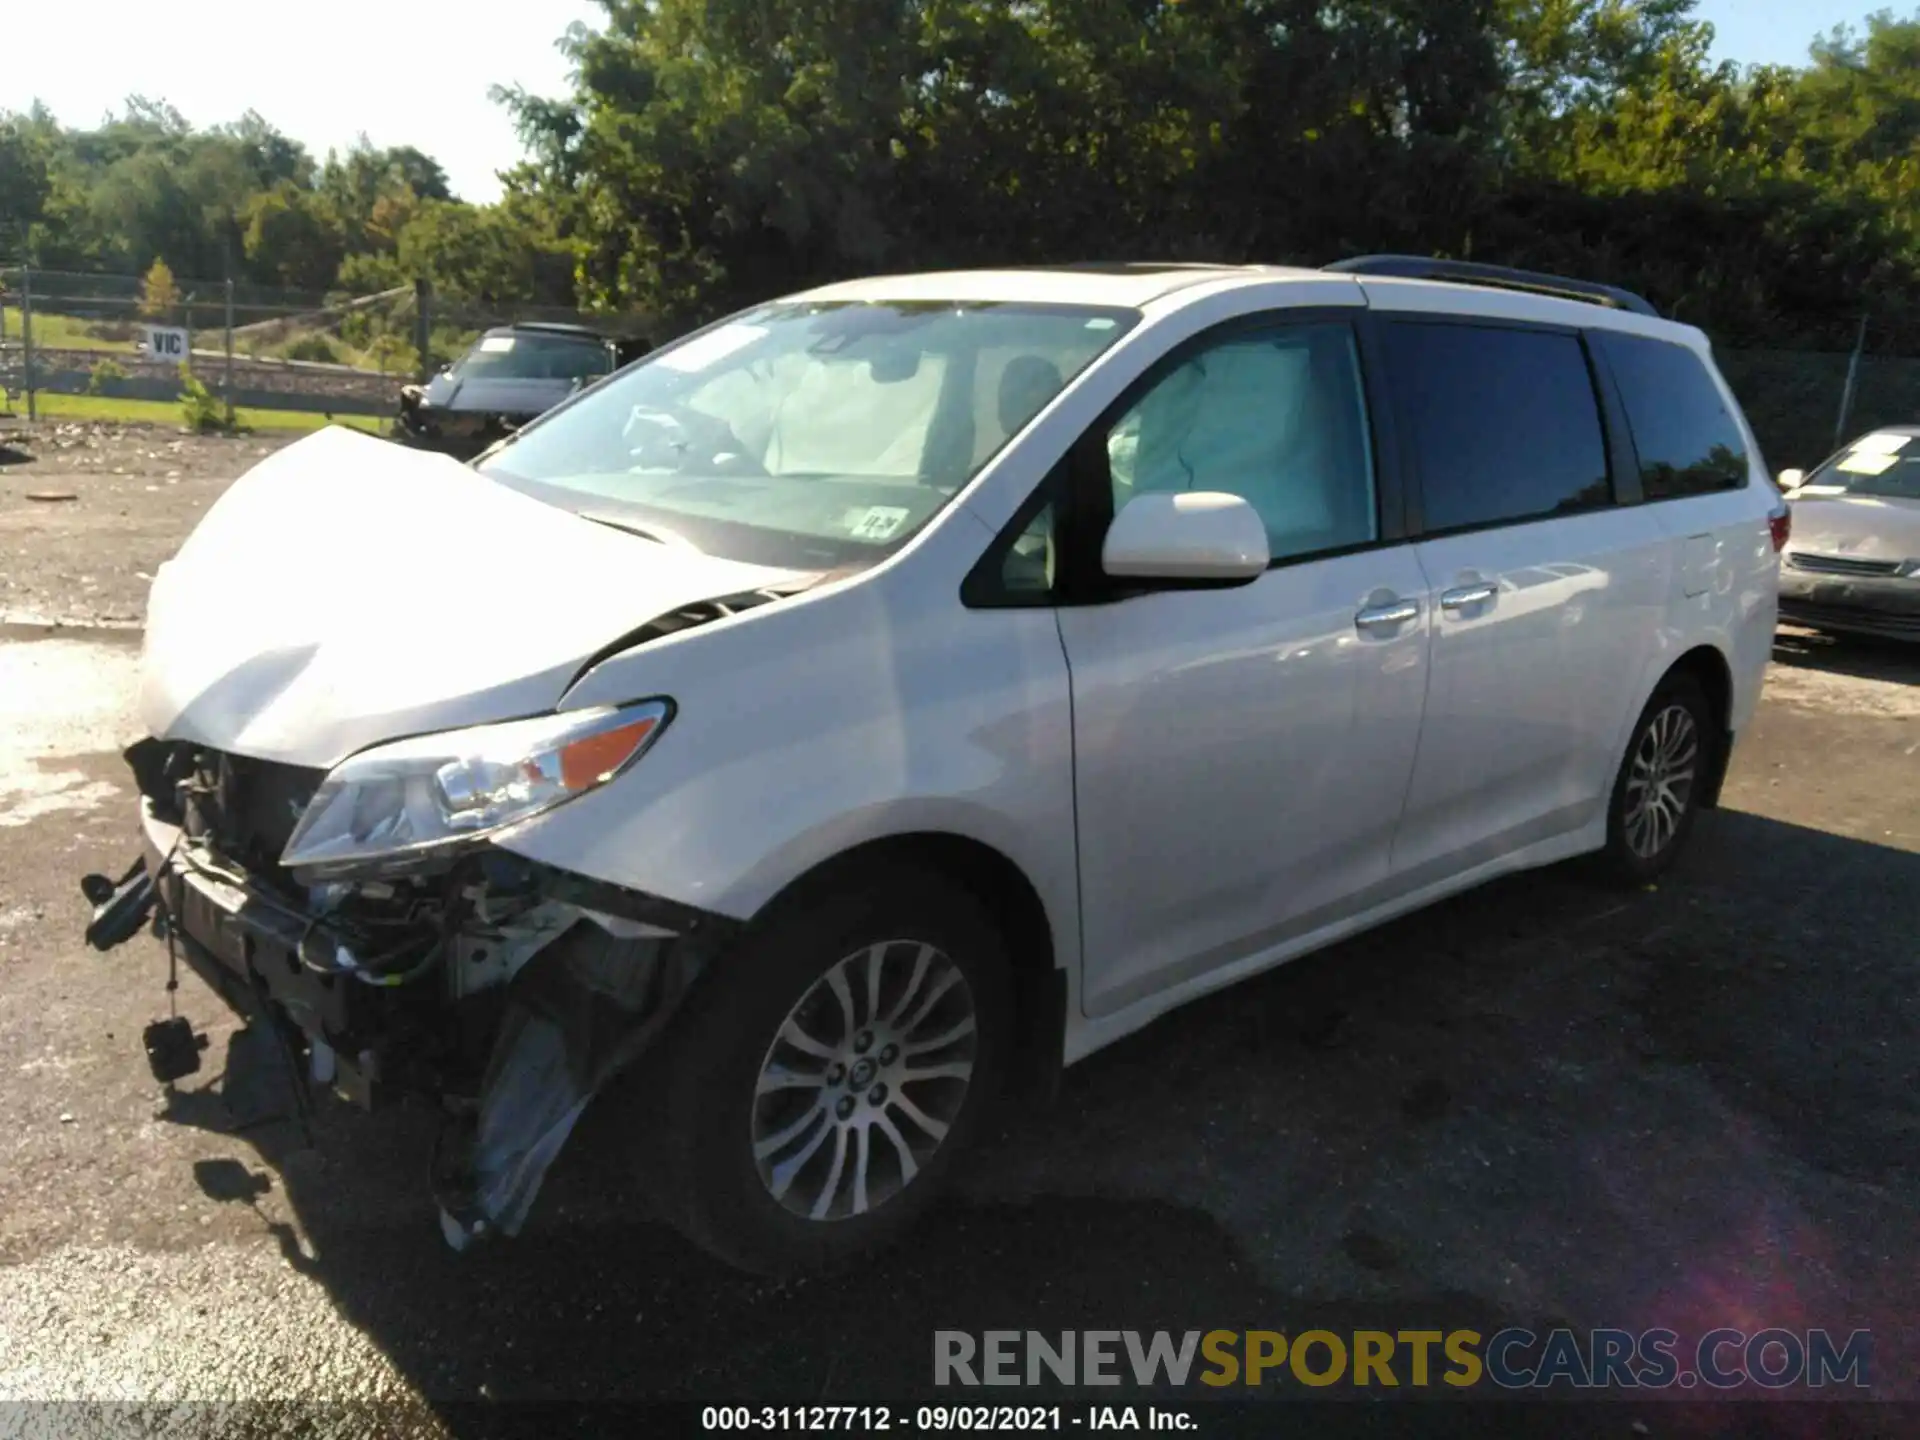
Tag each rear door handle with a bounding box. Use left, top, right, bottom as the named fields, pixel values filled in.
left=1440, top=582, right=1498, bottom=610
left=1355, top=599, right=1420, bottom=631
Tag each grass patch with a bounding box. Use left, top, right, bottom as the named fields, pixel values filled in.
left=0, top=306, right=139, bottom=353
left=19, top=391, right=387, bottom=434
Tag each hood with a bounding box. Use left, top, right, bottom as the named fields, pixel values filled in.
left=423, top=369, right=574, bottom=418
left=1787, top=493, right=1920, bottom=564
left=140, top=426, right=805, bottom=768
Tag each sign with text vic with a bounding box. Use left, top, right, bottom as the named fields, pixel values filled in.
left=141, top=326, right=190, bottom=361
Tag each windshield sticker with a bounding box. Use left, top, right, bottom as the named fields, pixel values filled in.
left=1837, top=451, right=1900, bottom=476
left=1849, top=432, right=1910, bottom=456
left=654, top=323, right=769, bottom=373
left=847, top=505, right=911, bottom=541
left=478, top=336, right=517, bottom=353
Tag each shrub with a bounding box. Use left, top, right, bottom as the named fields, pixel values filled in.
left=86, top=358, right=129, bottom=395
left=177, top=365, right=227, bottom=433
left=282, top=333, right=340, bottom=364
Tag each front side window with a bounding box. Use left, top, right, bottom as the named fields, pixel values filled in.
left=1596, top=332, right=1748, bottom=499
left=480, top=301, right=1136, bottom=571
left=1385, top=321, right=1612, bottom=532
left=1104, top=321, right=1378, bottom=563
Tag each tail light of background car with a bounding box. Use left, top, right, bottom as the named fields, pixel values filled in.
left=1769, top=505, right=1792, bottom=553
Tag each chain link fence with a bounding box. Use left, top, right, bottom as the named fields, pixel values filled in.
left=1717, top=339, right=1920, bottom=474
left=0, top=265, right=645, bottom=430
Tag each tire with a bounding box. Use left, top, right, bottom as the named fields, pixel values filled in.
left=651, top=863, right=1013, bottom=1275
left=1595, top=673, right=1714, bottom=885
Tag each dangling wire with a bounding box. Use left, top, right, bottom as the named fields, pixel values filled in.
left=164, top=918, right=179, bottom=1019
left=154, top=831, right=184, bottom=1019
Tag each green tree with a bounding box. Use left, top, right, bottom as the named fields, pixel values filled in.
left=224, top=111, right=315, bottom=189
left=391, top=196, right=576, bottom=305
left=241, top=181, right=346, bottom=290
left=0, top=116, right=50, bottom=251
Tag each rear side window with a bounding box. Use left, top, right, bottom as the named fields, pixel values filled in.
left=1384, top=322, right=1612, bottom=532
left=1596, top=332, right=1748, bottom=499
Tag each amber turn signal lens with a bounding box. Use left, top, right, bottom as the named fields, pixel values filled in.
left=558, top=715, right=660, bottom=790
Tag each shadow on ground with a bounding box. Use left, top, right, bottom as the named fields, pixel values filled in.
left=156, top=806, right=1920, bottom=1436
left=1771, top=626, right=1920, bottom=684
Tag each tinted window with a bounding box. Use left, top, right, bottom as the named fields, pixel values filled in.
left=1386, top=322, right=1612, bottom=532
left=1598, top=332, right=1747, bottom=498
left=457, top=333, right=612, bottom=382
left=1106, top=321, right=1376, bottom=563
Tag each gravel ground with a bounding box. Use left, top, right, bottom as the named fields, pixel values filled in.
left=0, top=422, right=300, bottom=629
left=0, top=424, right=1914, bottom=1436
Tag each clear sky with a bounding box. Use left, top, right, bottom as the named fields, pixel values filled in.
left=1, top=1, right=1889, bottom=205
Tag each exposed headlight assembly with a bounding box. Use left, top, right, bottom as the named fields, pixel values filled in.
left=1897, top=558, right=1920, bottom=578
left=281, top=700, right=671, bottom=879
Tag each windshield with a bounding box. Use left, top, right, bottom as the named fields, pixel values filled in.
left=456, top=332, right=614, bottom=382
left=1804, top=432, right=1920, bottom=501
left=478, top=300, right=1138, bottom=570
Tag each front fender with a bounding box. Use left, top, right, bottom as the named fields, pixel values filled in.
left=490, top=540, right=1079, bottom=972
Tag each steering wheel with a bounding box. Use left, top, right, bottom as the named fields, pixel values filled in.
left=623, top=405, right=768, bottom=476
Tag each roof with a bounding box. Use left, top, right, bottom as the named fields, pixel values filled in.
left=793, top=263, right=1325, bottom=309
left=484, top=321, right=612, bottom=341
left=784, top=260, right=1706, bottom=344
left=1326, top=254, right=1658, bottom=317
left=1352, top=274, right=1706, bottom=347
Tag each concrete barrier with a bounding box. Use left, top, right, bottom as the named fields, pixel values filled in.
left=28, top=367, right=394, bottom=418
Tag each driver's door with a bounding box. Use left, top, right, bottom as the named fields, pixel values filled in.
left=1056, top=317, right=1432, bottom=1018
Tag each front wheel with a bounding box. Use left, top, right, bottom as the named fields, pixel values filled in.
left=652, top=866, right=1012, bottom=1275
left=1596, top=674, right=1714, bottom=884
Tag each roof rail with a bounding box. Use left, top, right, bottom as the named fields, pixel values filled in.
left=1325, top=254, right=1659, bottom=318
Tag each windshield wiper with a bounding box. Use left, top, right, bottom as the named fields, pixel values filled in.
left=579, top=512, right=697, bottom=550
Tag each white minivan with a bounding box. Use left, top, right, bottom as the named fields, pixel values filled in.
left=89, top=257, right=1785, bottom=1274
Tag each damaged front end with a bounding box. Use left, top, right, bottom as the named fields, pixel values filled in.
left=86, top=734, right=737, bottom=1249
left=395, top=383, right=529, bottom=460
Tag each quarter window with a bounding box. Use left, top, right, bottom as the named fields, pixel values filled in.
left=998, top=501, right=1056, bottom=596
left=1596, top=332, right=1749, bottom=499
left=1104, top=321, right=1378, bottom=563
left=1385, top=322, right=1612, bottom=532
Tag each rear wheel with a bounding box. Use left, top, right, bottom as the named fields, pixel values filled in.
left=1596, top=674, right=1714, bottom=884
left=653, top=865, right=1011, bottom=1275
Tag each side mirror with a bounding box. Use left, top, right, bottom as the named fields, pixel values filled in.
left=1777, top=468, right=1805, bottom=493
left=1102, top=491, right=1269, bottom=584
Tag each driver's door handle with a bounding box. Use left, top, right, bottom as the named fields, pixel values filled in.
left=1354, top=599, right=1420, bottom=631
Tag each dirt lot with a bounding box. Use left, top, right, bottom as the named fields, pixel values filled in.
left=0, top=422, right=301, bottom=628
left=0, top=422, right=1915, bottom=1436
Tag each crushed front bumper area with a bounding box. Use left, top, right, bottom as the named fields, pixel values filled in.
left=394, top=388, right=534, bottom=459
left=89, top=737, right=740, bottom=1248
left=1778, top=571, right=1920, bottom=641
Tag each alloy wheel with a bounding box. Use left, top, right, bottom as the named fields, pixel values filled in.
left=1623, top=702, right=1699, bottom=859
left=750, top=940, right=978, bottom=1223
